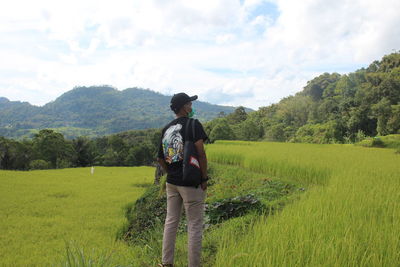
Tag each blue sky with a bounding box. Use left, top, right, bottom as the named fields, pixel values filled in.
left=0, top=0, right=399, bottom=109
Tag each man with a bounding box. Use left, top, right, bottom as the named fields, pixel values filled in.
left=157, top=92, right=209, bottom=267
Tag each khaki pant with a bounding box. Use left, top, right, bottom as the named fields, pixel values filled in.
left=162, top=182, right=206, bottom=267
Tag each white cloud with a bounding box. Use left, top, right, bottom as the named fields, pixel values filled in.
left=216, top=33, right=237, bottom=45
left=0, top=0, right=399, bottom=110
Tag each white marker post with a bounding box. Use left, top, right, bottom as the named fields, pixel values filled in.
left=91, top=166, right=95, bottom=175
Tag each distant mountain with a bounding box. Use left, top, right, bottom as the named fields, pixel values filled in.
left=0, top=86, right=248, bottom=139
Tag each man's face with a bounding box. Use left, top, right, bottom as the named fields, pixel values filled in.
left=183, top=102, right=192, bottom=114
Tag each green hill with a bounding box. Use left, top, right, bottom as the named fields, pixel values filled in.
left=0, top=87, right=243, bottom=139
left=206, top=52, right=400, bottom=143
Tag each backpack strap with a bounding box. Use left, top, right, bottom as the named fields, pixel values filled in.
left=184, top=118, right=196, bottom=142
left=184, top=118, right=192, bottom=141
left=192, top=119, right=196, bottom=142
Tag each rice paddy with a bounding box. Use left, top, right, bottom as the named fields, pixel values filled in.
left=0, top=167, right=154, bottom=266
left=207, top=141, right=400, bottom=267
left=1, top=141, right=399, bottom=266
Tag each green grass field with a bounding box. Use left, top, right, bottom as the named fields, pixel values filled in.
left=207, top=141, right=400, bottom=266
left=1, top=141, right=399, bottom=266
left=0, top=167, right=154, bottom=267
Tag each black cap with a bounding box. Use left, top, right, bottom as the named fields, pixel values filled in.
left=170, top=93, right=198, bottom=113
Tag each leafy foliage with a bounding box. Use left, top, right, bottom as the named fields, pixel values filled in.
left=205, top=52, right=400, bottom=143
left=209, top=119, right=236, bottom=143
left=0, top=127, right=161, bottom=170
left=29, top=159, right=51, bottom=170
left=33, top=129, right=74, bottom=168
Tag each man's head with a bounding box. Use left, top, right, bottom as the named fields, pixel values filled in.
left=170, top=93, right=198, bottom=115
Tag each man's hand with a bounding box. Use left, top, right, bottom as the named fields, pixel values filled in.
left=201, top=181, right=207, bottom=191
left=157, top=157, right=168, bottom=173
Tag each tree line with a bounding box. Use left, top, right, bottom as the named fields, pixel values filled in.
left=0, top=111, right=260, bottom=170
left=0, top=129, right=160, bottom=170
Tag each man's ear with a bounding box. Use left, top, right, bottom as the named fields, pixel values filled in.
left=182, top=104, right=189, bottom=113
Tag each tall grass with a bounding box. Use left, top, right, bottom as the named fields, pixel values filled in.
left=0, top=167, right=154, bottom=266
left=208, top=141, right=334, bottom=186
left=61, top=240, right=115, bottom=267
left=206, top=141, right=400, bottom=266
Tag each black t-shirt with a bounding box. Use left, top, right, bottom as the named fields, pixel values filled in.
left=158, top=117, right=208, bottom=186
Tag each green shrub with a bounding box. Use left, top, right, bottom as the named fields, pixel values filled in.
left=356, top=138, right=373, bottom=147
left=371, top=137, right=385, bottom=147
left=209, top=119, right=236, bottom=143
left=355, top=130, right=367, bottom=142
left=206, top=194, right=264, bottom=224
left=294, top=121, right=341, bottom=144
left=29, top=159, right=51, bottom=170
left=57, top=158, right=72, bottom=169
left=378, top=134, right=400, bottom=149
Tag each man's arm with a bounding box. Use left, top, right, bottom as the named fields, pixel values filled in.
left=194, top=139, right=208, bottom=190
left=157, top=157, right=169, bottom=173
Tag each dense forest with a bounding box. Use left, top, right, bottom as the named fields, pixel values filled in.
left=0, top=87, right=241, bottom=139
left=1, top=52, right=399, bottom=170
left=206, top=52, right=400, bottom=143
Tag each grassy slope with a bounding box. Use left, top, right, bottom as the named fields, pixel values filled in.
left=206, top=141, right=400, bottom=266
left=0, top=167, right=154, bottom=266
